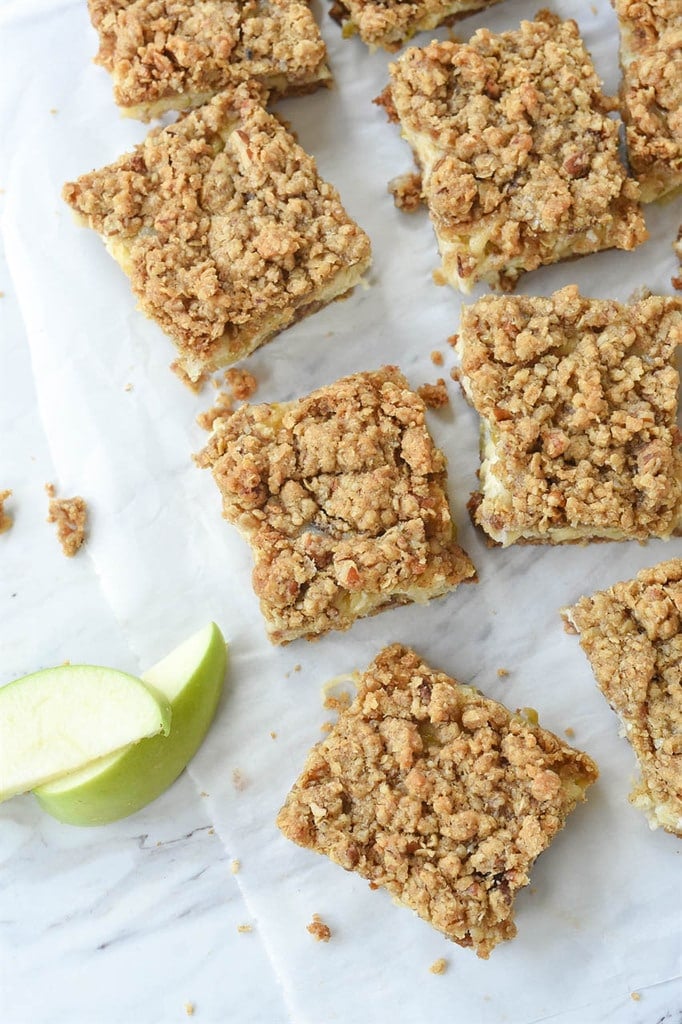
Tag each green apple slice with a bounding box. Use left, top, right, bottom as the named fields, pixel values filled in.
left=0, top=666, right=172, bottom=802
left=35, top=622, right=227, bottom=825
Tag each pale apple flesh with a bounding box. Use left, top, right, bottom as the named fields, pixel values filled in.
left=0, top=666, right=172, bottom=802
left=35, top=623, right=227, bottom=825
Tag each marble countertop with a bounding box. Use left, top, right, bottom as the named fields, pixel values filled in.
left=1, top=0, right=681, bottom=1021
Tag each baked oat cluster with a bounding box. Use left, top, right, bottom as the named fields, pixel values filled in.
left=277, top=644, right=598, bottom=957
left=379, top=11, right=646, bottom=292
left=614, top=0, right=682, bottom=202
left=456, top=286, right=682, bottom=545
left=88, top=0, right=331, bottom=120
left=197, top=367, right=476, bottom=643
left=331, top=0, right=503, bottom=52
left=63, top=86, right=371, bottom=381
left=564, top=560, right=682, bottom=837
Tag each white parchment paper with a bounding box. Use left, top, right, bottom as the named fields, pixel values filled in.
left=2, top=0, right=681, bottom=1019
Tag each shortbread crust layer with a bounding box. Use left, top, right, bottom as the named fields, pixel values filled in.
left=197, top=368, right=476, bottom=643
left=563, top=560, right=682, bottom=837
left=277, top=643, right=598, bottom=956
left=380, top=11, right=646, bottom=292
left=63, top=87, right=371, bottom=381
left=456, top=286, right=682, bottom=545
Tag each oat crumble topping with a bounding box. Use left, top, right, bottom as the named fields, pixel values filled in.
left=307, top=913, right=332, bottom=941
left=45, top=484, right=88, bottom=557
left=418, top=379, right=449, bottom=408
left=563, top=560, right=682, bottom=838
left=457, top=286, right=682, bottom=545
left=63, top=87, right=371, bottom=381
left=197, top=367, right=475, bottom=643
left=277, top=644, right=598, bottom=958
left=614, top=0, right=682, bottom=202
left=380, top=11, right=646, bottom=292
left=88, top=0, right=331, bottom=119
left=331, top=0, right=503, bottom=52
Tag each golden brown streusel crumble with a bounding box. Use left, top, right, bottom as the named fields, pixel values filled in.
left=379, top=11, right=646, bottom=293
left=224, top=367, right=258, bottom=401
left=614, top=0, right=682, bottom=202
left=388, top=172, right=423, bottom=213
left=306, top=914, right=332, bottom=941
left=456, top=286, right=682, bottom=546
left=563, top=559, right=682, bottom=837
left=45, top=484, right=88, bottom=557
left=0, top=489, right=12, bottom=534
left=418, top=379, right=449, bottom=408
left=88, top=0, right=331, bottom=120
left=196, top=367, right=476, bottom=643
left=63, top=87, right=371, bottom=382
left=277, top=644, right=598, bottom=957
left=331, top=0, right=503, bottom=52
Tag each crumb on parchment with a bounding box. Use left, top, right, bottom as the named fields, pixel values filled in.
left=183, top=1002, right=195, bottom=1016
left=0, top=489, right=13, bottom=534
left=429, top=958, right=448, bottom=975
left=497, top=668, right=509, bottom=678
left=307, top=914, right=332, bottom=942
left=45, top=484, right=88, bottom=557
left=197, top=391, right=235, bottom=432
left=277, top=644, right=598, bottom=958
left=430, top=350, right=444, bottom=366
left=237, top=923, right=253, bottom=933
left=418, top=379, right=449, bottom=409
left=224, top=367, right=258, bottom=401
left=231, top=859, right=241, bottom=874
left=388, top=172, right=422, bottom=211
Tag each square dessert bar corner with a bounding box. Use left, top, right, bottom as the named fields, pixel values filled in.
left=456, top=286, right=682, bottom=546
left=62, top=87, right=371, bottom=382
left=277, top=644, right=598, bottom=957
left=196, top=367, right=476, bottom=643
left=563, top=559, right=682, bottom=837
left=88, top=0, right=331, bottom=120
left=331, top=0, right=503, bottom=52
left=381, top=11, right=646, bottom=292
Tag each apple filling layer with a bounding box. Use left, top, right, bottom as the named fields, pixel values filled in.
left=197, top=367, right=476, bottom=643
left=380, top=11, right=646, bottom=292
left=457, top=286, right=682, bottom=546
left=63, top=87, right=371, bottom=381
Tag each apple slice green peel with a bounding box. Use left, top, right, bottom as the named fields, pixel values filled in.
left=35, top=622, right=227, bottom=825
left=0, top=666, right=172, bottom=802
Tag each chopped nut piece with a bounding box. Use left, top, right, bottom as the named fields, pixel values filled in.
left=614, top=0, right=682, bottom=202
left=418, top=379, right=449, bottom=409
left=63, top=87, right=372, bottom=382
left=307, top=914, right=332, bottom=942
left=380, top=12, right=646, bottom=292
left=563, top=560, right=682, bottom=837
left=332, top=0, right=503, bottom=52
left=0, top=489, right=13, bottom=534
left=197, top=367, right=476, bottom=643
left=45, top=484, right=88, bottom=557
left=88, top=0, right=331, bottom=120
left=278, top=644, right=598, bottom=958
left=429, top=958, right=448, bottom=975
left=457, top=286, right=682, bottom=545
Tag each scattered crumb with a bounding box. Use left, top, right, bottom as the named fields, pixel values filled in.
left=196, top=391, right=235, bottom=431
left=45, top=484, right=87, bottom=557
left=323, top=692, right=352, bottom=713
left=156, top=841, right=162, bottom=847
left=124, top=382, right=134, bottom=392
left=232, top=769, right=247, bottom=791
left=307, top=914, right=331, bottom=942
left=0, top=291, right=5, bottom=298
left=590, top=3, right=597, bottom=12
left=208, top=827, right=215, bottom=835
left=0, top=489, right=13, bottom=534
left=237, top=923, right=253, bottom=933
left=270, top=731, right=278, bottom=739
left=320, top=721, right=333, bottom=733
left=418, top=379, right=449, bottom=409
left=388, top=172, right=422, bottom=212
left=184, top=1002, right=195, bottom=1016
left=630, top=992, right=641, bottom=1002
left=224, top=368, right=258, bottom=401
left=293, top=664, right=301, bottom=673
left=446, top=334, right=459, bottom=348
left=200, top=791, right=209, bottom=797
left=565, top=727, right=575, bottom=739
left=429, top=958, right=448, bottom=975
left=171, top=360, right=206, bottom=393
left=49, top=108, right=58, bottom=115
left=231, top=859, right=241, bottom=874
left=450, top=366, right=461, bottom=383
left=497, top=668, right=509, bottom=678
left=61, top=660, right=71, bottom=666
left=430, top=350, right=444, bottom=366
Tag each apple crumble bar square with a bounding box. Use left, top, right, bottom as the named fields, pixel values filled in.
left=331, top=0, right=503, bottom=53
left=196, top=368, right=476, bottom=643
left=614, top=0, right=682, bottom=202
left=378, top=11, right=646, bottom=292
left=88, top=0, right=331, bottom=120
left=456, top=286, right=682, bottom=546
left=563, top=560, right=682, bottom=837
left=277, top=643, right=598, bottom=957
left=63, top=87, right=371, bottom=382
